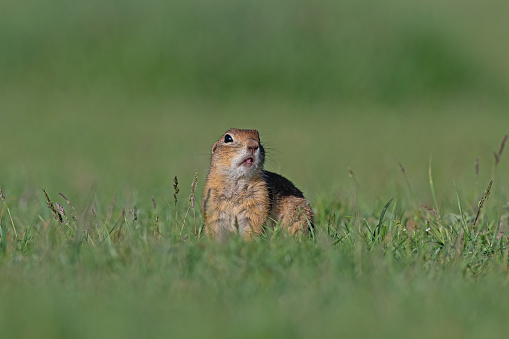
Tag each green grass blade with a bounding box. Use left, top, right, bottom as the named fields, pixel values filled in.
left=453, top=181, right=471, bottom=240
left=429, top=156, right=441, bottom=217
left=373, top=198, right=394, bottom=241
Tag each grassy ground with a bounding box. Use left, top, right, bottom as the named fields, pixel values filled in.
left=1, top=0, right=509, bottom=338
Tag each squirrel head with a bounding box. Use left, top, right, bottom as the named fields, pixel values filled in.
left=210, top=128, right=265, bottom=179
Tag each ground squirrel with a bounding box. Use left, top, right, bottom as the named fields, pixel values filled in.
left=202, top=128, right=314, bottom=240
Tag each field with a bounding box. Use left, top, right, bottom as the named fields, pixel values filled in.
left=1, top=0, right=509, bottom=337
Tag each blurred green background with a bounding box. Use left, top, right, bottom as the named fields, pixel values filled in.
left=1, top=0, right=509, bottom=207
left=2, top=1, right=509, bottom=338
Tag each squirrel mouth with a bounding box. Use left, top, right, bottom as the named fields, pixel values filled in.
left=240, top=157, right=255, bottom=167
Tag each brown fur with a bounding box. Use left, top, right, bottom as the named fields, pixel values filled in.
left=202, top=128, right=313, bottom=240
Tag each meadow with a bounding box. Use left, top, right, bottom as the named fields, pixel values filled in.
left=1, top=0, right=509, bottom=337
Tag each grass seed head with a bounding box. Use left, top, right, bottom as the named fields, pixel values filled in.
left=473, top=179, right=493, bottom=226
left=189, top=170, right=199, bottom=208
left=421, top=204, right=442, bottom=224
left=348, top=168, right=355, bottom=178
left=398, top=162, right=406, bottom=175
left=173, top=176, right=180, bottom=206
left=43, top=189, right=63, bottom=223
left=56, top=202, right=71, bottom=226
left=90, top=207, right=99, bottom=228
left=59, top=192, right=71, bottom=206
left=0, top=186, right=6, bottom=204
left=59, top=192, right=77, bottom=223
left=130, top=206, right=138, bottom=221
left=494, top=135, right=508, bottom=167
left=56, top=203, right=66, bottom=217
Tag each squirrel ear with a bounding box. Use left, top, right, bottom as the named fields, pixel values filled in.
left=212, top=141, right=218, bottom=154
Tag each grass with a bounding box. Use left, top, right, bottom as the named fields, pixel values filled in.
left=2, top=0, right=509, bottom=337
left=2, top=141, right=509, bottom=338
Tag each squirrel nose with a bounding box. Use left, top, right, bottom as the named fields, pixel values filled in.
left=246, top=139, right=259, bottom=153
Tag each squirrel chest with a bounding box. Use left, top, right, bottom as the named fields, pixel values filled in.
left=204, top=176, right=269, bottom=237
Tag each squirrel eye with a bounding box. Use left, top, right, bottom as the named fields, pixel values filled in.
left=224, top=134, right=233, bottom=143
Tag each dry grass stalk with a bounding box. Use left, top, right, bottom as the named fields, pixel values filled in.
left=129, top=206, right=138, bottom=223
left=494, top=135, right=508, bottom=167
left=59, top=192, right=77, bottom=223
left=57, top=203, right=69, bottom=223
left=43, top=189, right=63, bottom=223
left=190, top=170, right=199, bottom=234
left=91, top=207, right=99, bottom=228
left=189, top=170, right=199, bottom=208
left=473, top=180, right=493, bottom=227
left=179, top=170, right=200, bottom=237
left=421, top=204, right=443, bottom=226
left=0, top=186, right=18, bottom=237
left=173, top=176, right=180, bottom=206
